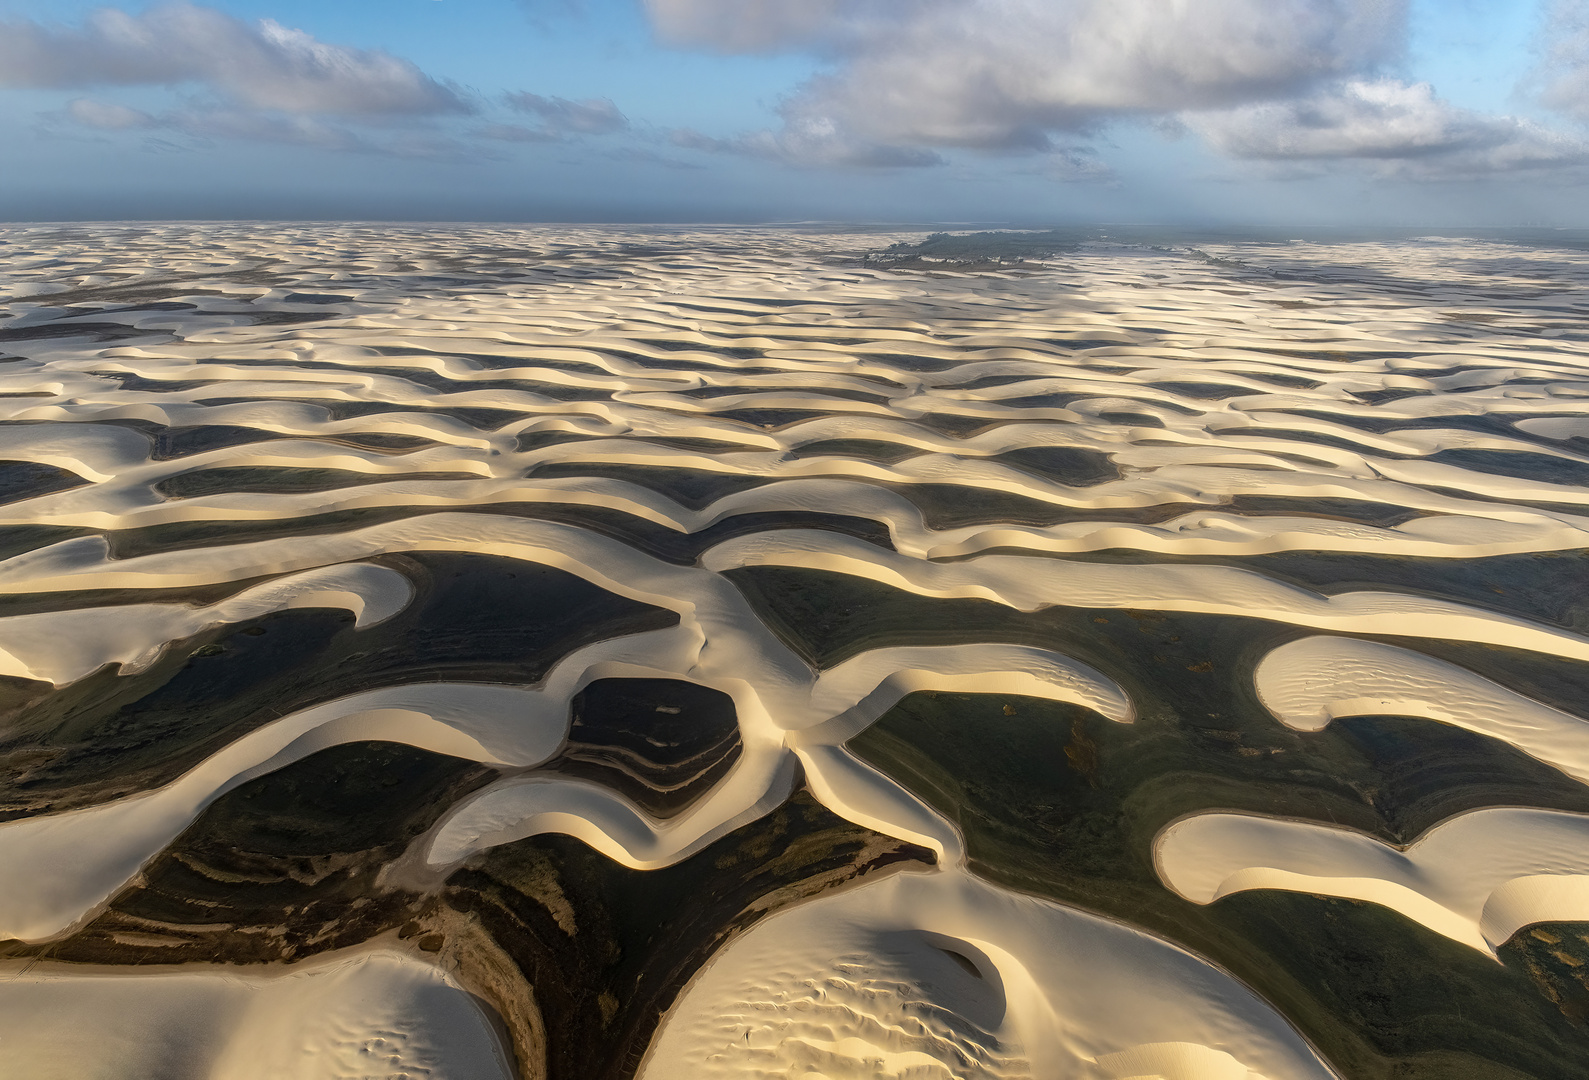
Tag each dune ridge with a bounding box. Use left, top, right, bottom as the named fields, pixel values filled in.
left=4, top=224, right=1589, bottom=1078
left=0, top=946, right=515, bottom=1080
left=1156, top=807, right=1589, bottom=955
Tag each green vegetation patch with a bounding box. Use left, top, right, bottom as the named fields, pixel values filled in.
left=0, top=460, right=88, bottom=505
left=724, top=560, right=1589, bottom=1076
left=851, top=691, right=1589, bottom=1079
left=0, top=552, right=678, bottom=816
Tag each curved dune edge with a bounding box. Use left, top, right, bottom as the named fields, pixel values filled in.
left=1254, top=636, right=1589, bottom=784
left=0, top=681, right=570, bottom=943
left=9, top=227, right=1589, bottom=1078
left=0, top=945, right=516, bottom=1080
left=0, top=523, right=1130, bottom=942
left=8, top=421, right=1589, bottom=562
left=0, top=561, right=412, bottom=685
left=706, top=528, right=1589, bottom=663
left=1155, top=807, right=1589, bottom=955
left=5, top=514, right=1588, bottom=666
left=8, top=512, right=1589, bottom=944
left=638, top=868, right=1334, bottom=1080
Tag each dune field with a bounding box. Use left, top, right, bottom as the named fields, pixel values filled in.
left=3, top=223, right=1589, bottom=1077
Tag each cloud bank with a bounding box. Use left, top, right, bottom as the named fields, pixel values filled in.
left=1539, top=0, right=1589, bottom=124
left=1193, top=79, right=1589, bottom=178
left=648, top=0, right=1407, bottom=154
left=0, top=2, right=468, bottom=116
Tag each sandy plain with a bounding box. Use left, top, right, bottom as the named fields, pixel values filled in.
left=2, top=224, right=1589, bottom=1077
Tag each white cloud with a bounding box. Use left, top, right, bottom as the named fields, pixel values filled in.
left=646, top=0, right=892, bottom=53
left=53, top=100, right=482, bottom=160
left=669, top=119, right=941, bottom=168
left=1538, top=0, right=1589, bottom=124
left=1192, top=79, right=1589, bottom=178
left=645, top=0, right=1406, bottom=151
left=0, top=3, right=468, bottom=116
left=503, top=92, right=628, bottom=136
left=173, top=108, right=372, bottom=152
left=478, top=122, right=563, bottom=144
left=64, top=98, right=158, bottom=131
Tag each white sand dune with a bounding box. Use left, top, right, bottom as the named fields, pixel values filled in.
left=1254, top=635, right=1589, bottom=783
left=5, top=225, right=1589, bottom=1077
left=640, top=868, right=1336, bottom=1080
left=0, top=681, right=568, bottom=942
left=6, top=228, right=1589, bottom=570
left=0, top=946, right=515, bottom=1080
left=706, top=528, right=1589, bottom=662
left=0, top=561, right=411, bottom=685
left=1156, top=807, right=1589, bottom=954
left=0, top=515, right=1131, bottom=939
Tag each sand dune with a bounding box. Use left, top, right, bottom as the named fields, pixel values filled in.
left=1255, top=635, right=1589, bottom=783
left=0, top=946, right=515, bottom=1080
left=0, top=680, right=568, bottom=942
left=1156, top=807, right=1589, bottom=954
left=640, top=868, right=1335, bottom=1080
left=5, top=224, right=1589, bottom=1077
left=0, top=561, right=411, bottom=684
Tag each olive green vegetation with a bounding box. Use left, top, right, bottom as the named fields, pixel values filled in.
left=0, top=552, right=678, bottom=817
left=0, top=460, right=88, bottom=504
left=863, top=230, right=1083, bottom=270
left=1501, top=924, right=1589, bottom=1024
left=446, top=790, right=928, bottom=1080
left=722, top=563, right=1589, bottom=1079
left=1, top=739, right=497, bottom=968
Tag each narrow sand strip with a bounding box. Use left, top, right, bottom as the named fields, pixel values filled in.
left=1254, top=636, right=1589, bottom=784
left=1156, top=807, right=1589, bottom=954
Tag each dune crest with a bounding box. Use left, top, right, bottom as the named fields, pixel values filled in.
left=638, top=869, right=1335, bottom=1080
left=1156, top=807, right=1589, bottom=954
left=1255, top=635, right=1589, bottom=782
left=0, top=947, right=515, bottom=1080
left=7, top=224, right=1589, bottom=1077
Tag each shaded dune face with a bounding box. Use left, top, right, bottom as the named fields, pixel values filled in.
left=2, top=224, right=1589, bottom=1078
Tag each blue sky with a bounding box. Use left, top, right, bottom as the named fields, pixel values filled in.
left=1, top=0, right=1586, bottom=224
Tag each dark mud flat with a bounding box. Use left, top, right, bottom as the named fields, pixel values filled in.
left=0, top=461, right=89, bottom=505
left=550, top=678, right=742, bottom=818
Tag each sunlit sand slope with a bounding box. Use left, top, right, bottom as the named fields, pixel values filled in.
left=3, top=224, right=1589, bottom=1079
left=641, top=869, right=1335, bottom=1080
left=0, top=946, right=514, bottom=1080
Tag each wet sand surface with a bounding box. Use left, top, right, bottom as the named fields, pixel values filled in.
left=2, top=224, right=1589, bottom=1077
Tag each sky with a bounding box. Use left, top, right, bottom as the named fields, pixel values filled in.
left=0, top=0, right=1587, bottom=225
